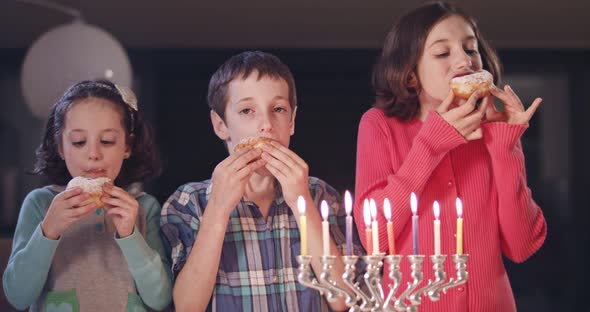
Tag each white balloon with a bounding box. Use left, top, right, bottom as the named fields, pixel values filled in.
left=21, top=20, right=132, bottom=118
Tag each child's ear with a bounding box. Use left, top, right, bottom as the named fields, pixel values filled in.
left=124, top=134, right=134, bottom=159
left=408, top=72, right=420, bottom=91
left=289, top=106, right=297, bottom=136
left=211, top=110, right=230, bottom=140
left=58, top=144, right=65, bottom=160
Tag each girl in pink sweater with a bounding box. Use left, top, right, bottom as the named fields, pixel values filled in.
left=354, top=2, right=546, bottom=311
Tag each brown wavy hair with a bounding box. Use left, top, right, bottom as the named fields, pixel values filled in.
left=372, top=1, right=502, bottom=120
left=31, top=80, right=161, bottom=187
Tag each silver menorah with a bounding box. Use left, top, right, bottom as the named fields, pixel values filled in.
left=297, top=253, right=468, bottom=312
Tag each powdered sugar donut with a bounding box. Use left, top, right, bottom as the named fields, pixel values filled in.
left=451, top=70, right=493, bottom=100
left=66, top=176, right=111, bottom=207
left=233, top=137, right=274, bottom=153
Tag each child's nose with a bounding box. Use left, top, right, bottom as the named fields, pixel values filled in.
left=258, top=114, right=273, bottom=133
left=87, top=143, right=102, bottom=160
left=454, top=52, right=473, bottom=70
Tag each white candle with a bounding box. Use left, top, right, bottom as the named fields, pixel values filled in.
left=363, top=199, right=373, bottom=255
left=321, top=200, right=330, bottom=256
left=384, top=198, right=395, bottom=255
left=344, top=191, right=353, bottom=256
left=411, top=192, right=418, bottom=255
left=298, top=196, right=307, bottom=256
left=433, top=201, right=441, bottom=256
left=370, top=198, right=379, bottom=255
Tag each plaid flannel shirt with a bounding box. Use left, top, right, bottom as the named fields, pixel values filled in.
left=161, top=177, right=364, bottom=311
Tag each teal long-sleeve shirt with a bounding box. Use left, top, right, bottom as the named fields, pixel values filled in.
left=2, top=186, right=172, bottom=311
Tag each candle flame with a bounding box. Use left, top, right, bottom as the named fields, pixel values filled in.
left=297, top=195, right=306, bottom=215
left=363, top=199, right=371, bottom=228
left=456, top=197, right=463, bottom=217
left=384, top=198, right=392, bottom=221
left=321, top=200, right=329, bottom=221
left=369, top=198, right=377, bottom=220
left=410, top=192, right=418, bottom=215
left=433, top=201, right=440, bottom=219
left=344, top=190, right=352, bottom=216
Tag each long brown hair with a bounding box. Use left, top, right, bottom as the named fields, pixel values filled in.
left=372, top=1, right=501, bottom=120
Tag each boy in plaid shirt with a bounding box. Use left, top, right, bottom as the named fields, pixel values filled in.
left=161, top=51, right=363, bottom=312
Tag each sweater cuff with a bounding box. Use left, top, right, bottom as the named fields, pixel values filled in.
left=30, top=224, right=60, bottom=262
left=482, top=122, right=527, bottom=150
left=418, top=111, right=467, bottom=154
left=116, top=226, right=153, bottom=269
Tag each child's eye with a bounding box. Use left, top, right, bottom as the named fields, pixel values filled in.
left=465, top=49, right=478, bottom=55
left=274, top=107, right=287, bottom=113
left=72, top=141, right=85, bottom=147
left=239, top=108, right=253, bottom=115
left=435, top=52, right=449, bottom=58
left=101, top=140, right=115, bottom=145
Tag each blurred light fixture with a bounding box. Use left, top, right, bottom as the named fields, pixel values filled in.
left=19, top=0, right=132, bottom=118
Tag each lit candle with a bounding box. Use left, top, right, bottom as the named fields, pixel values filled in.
left=321, top=200, right=330, bottom=256
left=363, top=199, right=373, bottom=255
left=297, top=196, right=307, bottom=256
left=411, top=192, right=418, bottom=255
left=456, top=198, right=464, bottom=255
left=345, top=191, right=353, bottom=256
left=370, top=199, right=379, bottom=255
left=433, top=201, right=441, bottom=256
left=383, top=198, right=395, bottom=255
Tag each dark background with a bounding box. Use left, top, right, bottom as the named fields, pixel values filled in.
left=1, top=0, right=589, bottom=311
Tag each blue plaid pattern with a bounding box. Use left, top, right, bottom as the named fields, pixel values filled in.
left=161, top=177, right=364, bottom=311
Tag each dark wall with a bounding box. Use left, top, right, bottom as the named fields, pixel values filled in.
left=1, top=48, right=588, bottom=311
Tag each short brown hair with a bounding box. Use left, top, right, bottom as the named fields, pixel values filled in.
left=207, top=51, right=297, bottom=121
left=372, top=1, right=502, bottom=120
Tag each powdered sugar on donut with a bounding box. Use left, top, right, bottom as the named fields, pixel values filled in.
left=234, top=137, right=274, bottom=152
left=451, top=70, right=492, bottom=85
left=237, top=137, right=264, bottom=147
left=66, top=177, right=111, bottom=194
left=450, top=70, right=493, bottom=99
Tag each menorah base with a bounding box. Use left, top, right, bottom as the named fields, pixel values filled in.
left=297, top=254, right=469, bottom=311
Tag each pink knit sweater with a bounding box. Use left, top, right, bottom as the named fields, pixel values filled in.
left=354, top=108, right=546, bottom=312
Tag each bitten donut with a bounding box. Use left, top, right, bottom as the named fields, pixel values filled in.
left=451, top=70, right=493, bottom=99
left=233, top=137, right=274, bottom=153
left=66, top=176, right=111, bottom=207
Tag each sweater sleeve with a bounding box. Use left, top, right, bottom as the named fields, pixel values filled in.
left=2, top=189, right=59, bottom=310
left=482, top=122, right=547, bottom=263
left=116, top=194, right=172, bottom=310
left=354, top=109, right=466, bottom=253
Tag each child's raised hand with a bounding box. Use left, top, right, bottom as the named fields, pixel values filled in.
left=41, top=188, right=97, bottom=240
left=438, top=89, right=488, bottom=141
left=260, top=141, right=310, bottom=209
left=490, top=85, right=542, bottom=126
left=209, top=147, right=267, bottom=217
left=102, top=184, right=140, bottom=238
